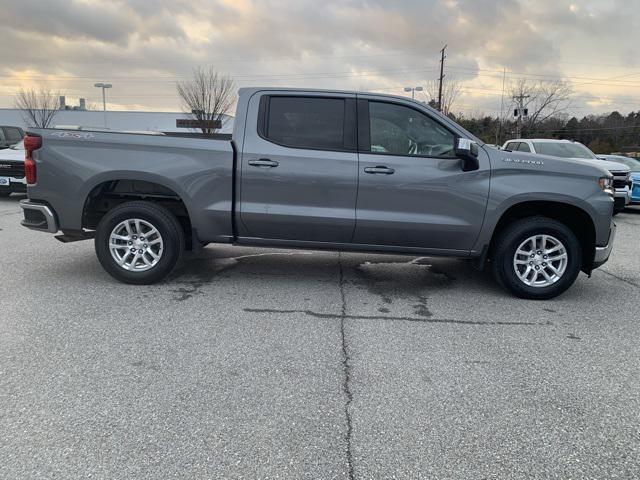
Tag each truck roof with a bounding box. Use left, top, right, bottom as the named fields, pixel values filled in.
left=508, top=138, right=577, bottom=144
left=238, top=87, right=484, bottom=145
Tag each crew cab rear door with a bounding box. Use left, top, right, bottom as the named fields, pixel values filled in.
left=238, top=92, right=358, bottom=242
left=353, top=97, right=490, bottom=252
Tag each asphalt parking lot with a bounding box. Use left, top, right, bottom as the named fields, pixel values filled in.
left=1, top=194, right=639, bottom=479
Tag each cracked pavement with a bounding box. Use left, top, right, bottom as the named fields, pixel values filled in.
left=1, top=194, right=640, bottom=479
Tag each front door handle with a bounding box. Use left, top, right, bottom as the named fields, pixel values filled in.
left=248, top=158, right=279, bottom=168
left=364, top=166, right=395, bottom=175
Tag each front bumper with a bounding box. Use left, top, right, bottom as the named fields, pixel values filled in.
left=19, top=200, right=58, bottom=233
left=593, top=220, right=616, bottom=269
left=613, top=187, right=631, bottom=211
left=631, top=176, right=640, bottom=204
left=0, top=176, right=27, bottom=193
left=614, top=186, right=631, bottom=204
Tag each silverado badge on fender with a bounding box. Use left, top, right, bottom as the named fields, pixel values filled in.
left=502, top=157, right=544, bottom=166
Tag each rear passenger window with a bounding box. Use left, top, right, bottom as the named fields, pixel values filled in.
left=263, top=96, right=347, bottom=150
left=516, top=142, right=531, bottom=152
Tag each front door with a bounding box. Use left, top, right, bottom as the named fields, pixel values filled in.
left=353, top=98, right=490, bottom=252
left=239, top=94, right=358, bottom=243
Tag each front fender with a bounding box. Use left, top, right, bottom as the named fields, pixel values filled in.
left=473, top=168, right=611, bottom=253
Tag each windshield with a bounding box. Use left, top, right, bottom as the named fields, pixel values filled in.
left=10, top=140, right=24, bottom=150
left=533, top=142, right=596, bottom=159
left=603, top=156, right=640, bottom=172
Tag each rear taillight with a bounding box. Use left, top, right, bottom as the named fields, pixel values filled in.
left=24, top=134, right=42, bottom=185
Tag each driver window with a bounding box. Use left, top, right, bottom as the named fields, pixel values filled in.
left=368, top=101, right=455, bottom=157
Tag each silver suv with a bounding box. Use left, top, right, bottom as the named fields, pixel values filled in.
left=502, top=139, right=631, bottom=213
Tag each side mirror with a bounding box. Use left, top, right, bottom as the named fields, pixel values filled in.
left=455, top=138, right=480, bottom=172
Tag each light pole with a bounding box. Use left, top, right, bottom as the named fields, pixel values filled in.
left=94, top=82, right=112, bottom=127
left=404, top=86, right=423, bottom=100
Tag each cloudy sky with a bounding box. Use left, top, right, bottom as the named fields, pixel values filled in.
left=1, top=0, right=639, bottom=117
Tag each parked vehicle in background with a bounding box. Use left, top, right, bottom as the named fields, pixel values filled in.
left=19, top=88, right=617, bottom=299
left=0, top=140, right=26, bottom=197
left=0, top=126, right=25, bottom=149
left=502, top=138, right=631, bottom=213
left=598, top=154, right=640, bottom=205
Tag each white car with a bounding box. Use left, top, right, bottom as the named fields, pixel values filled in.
left=0, top=140, right=27, bottom=197
left=502, top=138, right=631, bottom=213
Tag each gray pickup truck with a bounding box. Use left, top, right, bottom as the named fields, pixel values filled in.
left=20, top=88, right=616, bottom=299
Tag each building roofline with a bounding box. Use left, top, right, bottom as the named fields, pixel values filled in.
left=0, top=108, right=233, bottom=116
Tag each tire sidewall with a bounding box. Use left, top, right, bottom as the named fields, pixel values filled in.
left=95, top=203, right=182, bottom=284
left=497, top=220, right=581, bottom=299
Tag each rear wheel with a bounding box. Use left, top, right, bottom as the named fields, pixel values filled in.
left=0, top=190, right=11, bottom=198
left=95, top=201, right=184, bottom=284
left=492, top=216, right=581, bottom=299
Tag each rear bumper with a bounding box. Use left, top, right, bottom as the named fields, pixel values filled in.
left=19, top=200, right=58, bottom=233
left=593, top=220, right=616, bottom=269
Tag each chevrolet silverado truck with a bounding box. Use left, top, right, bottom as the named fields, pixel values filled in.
left=19, top=88, right=616, bottom=299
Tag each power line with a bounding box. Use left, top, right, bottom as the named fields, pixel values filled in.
left=531, top=124, right=640, bottom=133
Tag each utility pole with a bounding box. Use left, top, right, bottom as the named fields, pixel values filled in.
left=437, top=45, right=447, bottom=112
left=513, top=93, right=530, bottom=138
left=496, top=67, right=506, bottom=145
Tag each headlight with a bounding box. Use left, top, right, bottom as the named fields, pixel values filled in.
left=599, top=177, right=614, bottom=197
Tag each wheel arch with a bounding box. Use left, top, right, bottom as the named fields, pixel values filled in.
left=81, top=174, right=196, bottom=249
left=487, top=200, right=597, bottom=274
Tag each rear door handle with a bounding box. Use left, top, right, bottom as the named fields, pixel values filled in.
left=248, top=158, right=279, bottom=168
left=364, top=166, right=395, bottom=175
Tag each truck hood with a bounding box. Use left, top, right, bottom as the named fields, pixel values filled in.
left=562, top=157, right=630, bottom=175
left=0, top=148, right=25, bottom=162
left=491, top=149, right=612, bottom=178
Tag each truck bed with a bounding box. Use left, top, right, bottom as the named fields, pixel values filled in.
left=26, top=128, right=236, bottom=243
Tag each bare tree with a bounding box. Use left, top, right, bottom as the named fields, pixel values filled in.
left=14, top=88, right=62, bottom=128
left=176, top=67, right=235, bottom=134
left=425, top=78, right=463, bottom=117
left=509, top=79, right=573, bottom=136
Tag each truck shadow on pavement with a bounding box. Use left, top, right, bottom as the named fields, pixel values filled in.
left=166, top=248, right=557, bottom=327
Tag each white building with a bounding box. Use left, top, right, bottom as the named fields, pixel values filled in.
left=0, top=109, right=234, bottom=134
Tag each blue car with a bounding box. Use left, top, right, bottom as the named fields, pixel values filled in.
left=599, top=155, right=640, bottom=205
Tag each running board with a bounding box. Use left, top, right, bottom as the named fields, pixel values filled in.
left=55, top=231, right=95, bottom=243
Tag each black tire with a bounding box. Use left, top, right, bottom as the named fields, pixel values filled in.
left=0, top=190, right=11, bottom=198
left=95, top=201, right=184, bottom=284
left=491, top=216, right=582, bottom=300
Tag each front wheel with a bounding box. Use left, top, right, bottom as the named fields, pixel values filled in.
left=491, top=216, right=582, bottom=299
left=95, top=201, right=184, bottom=284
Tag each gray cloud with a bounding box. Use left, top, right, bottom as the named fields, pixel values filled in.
left=0, top=0, right=637, bottom=115
left=0, top=0, right=136, bottom=44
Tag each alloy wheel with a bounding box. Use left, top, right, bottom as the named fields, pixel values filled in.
left=109, top=218, right=164, bottom=272
left=513, top=234, right=568, bottom=288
